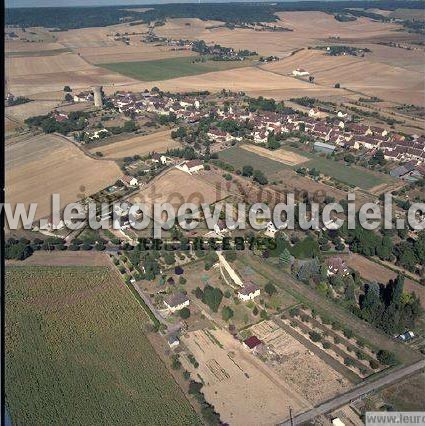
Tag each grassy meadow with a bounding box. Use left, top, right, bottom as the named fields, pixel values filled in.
left=5, top=265, right=200, bottom=425
left=218, top=146, right=288, bottom=175
left=98, top=56, right=253, bottom=81
left=301, top=157, right=395, bottom=190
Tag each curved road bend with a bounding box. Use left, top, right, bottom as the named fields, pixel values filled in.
left=278, top=359, right=425, bottom=425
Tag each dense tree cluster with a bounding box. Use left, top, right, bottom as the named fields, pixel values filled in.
left=357, top=276, right=422, bottom=335
left=201, top=285, right=223, bottom=312
left=5, top=238, right=33, bottom=261
left=25, top=111, right=90, bottom=135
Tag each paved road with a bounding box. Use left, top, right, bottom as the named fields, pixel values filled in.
left=279, top=359, right=425, bottom=425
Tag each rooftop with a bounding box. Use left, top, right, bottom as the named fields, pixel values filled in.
left=243, top=335, right=262, bottom=349
left=165, top=292, right=189, bottom=308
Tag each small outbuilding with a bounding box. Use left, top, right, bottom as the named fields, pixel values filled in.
left=243, top=335, right=263, bottom=350
left=314, top=141, right=336, bottom=154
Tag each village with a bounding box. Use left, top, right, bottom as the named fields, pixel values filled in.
left=4, top=3, right=425, bottom=425
left=26, top=84, right=425, bottom=175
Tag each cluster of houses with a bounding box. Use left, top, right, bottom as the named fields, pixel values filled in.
left=105, top=90, right=425, bottom=170
left=110, top=90, right=206, bottom=123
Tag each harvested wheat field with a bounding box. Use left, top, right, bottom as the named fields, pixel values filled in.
left=182, top=328, right=311, bottom=426
left=262, top=49, right=424, bottom=105
left=130, top=168, right=227, bottom=210
left=81, top=44, right=196, bottom=64
left=5, top=49, right=137, bottom=97
left=344, top=254, right=425, bottom=307
left=241, top=144, right=309, bottom=166
left=155, top=13, right=402, bottom=57
left=5, top=133, right=121, bottom=221
left=5, top=40, right=67, bottom=53
left=54, top=27, right=118, bottom=49
left=6, top=53, right=91, bottom=76
left=89, top=129, right=181, bottom=158
left=250, top=320, right=352, bottom=404
left=5, top=117, right=22, bottom=135
left=363, top=43, right=425, bottom=73
left=5, top=100, right=61, bottom=122
left=104, top=67, right=353, bottom=102
left=7, top=68, right=136, bottom=97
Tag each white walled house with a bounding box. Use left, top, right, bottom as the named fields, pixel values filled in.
left=164, top=293, right=190, bottom=313
left=237, top=282, right=260, bottom=301
left=176, top=160, right=204, bottom=174
left=120, top=175, right=138, bottom=187
left=292, top=68, right=310, bottom=77
left=308, top=108, right=321, bottom=118
left=151, top=152, right=167, bottom=165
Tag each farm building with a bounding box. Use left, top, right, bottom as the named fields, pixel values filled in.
left=292, top=68, right=310, bottom=77
left=151, top=152, right=167, bottom=165
left=396, top=331, right=415, bottom=342
left=176, top=160, right=204, bottom=174
left=390, top=162, right=417, bottom=178
left=243, top=335, right=263, bottom=351
left=313, top=141, right=336, bottom=154
left=52, top=111, right=69, bottom=122
left=120, top=175, right=138, bottom=187
left=237, top=282, right=260, bottom=301
left=164, top=292, right=190, bottom=313
left=73, top=91, right=93, bottom=103
left=168, top=335, right=180, bottom=348
left=332, top=418, right=345, bottom=426
left=326, top=257, right=349, bottom=277
left=308, top=108, right=321, bottom=118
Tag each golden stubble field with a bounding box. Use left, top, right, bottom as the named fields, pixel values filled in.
left=155, top=13, right=404, bottom=57
left=129, top=168, right=228, bottom=210
left=261, top=49, right=424, bottom=106
left=104, top=66, right=354, bottom=102
left=182, top=328, right=311, bottom=426
left=5, top=133, right=121, bottom=221
left=241, top=144, right=309, bottom=166
left=88, top=129, right=181, bottom=158
left=5, top=53, right=137, bottom=97
left=250, top=320, right=352, bottom=404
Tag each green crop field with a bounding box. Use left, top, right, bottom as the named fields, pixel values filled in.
left=218, top=147, right=288, bottom=176
left=5, top=265, right=200, bottom=425
left=98, top=56, right=253, bottom=81
left=301, top=157, right=395, bottom=190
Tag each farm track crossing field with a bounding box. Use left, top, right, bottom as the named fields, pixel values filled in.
left=89, top=129, right=181, bottom=158
left=301, top=157, right=395, bottom=190
left=5, top=265, right=201, bottom=425
left=98, top=56, right=253, bottom=81
left=218, top=146, right=289, bottom=176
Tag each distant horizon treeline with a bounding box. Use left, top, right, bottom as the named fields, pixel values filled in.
left=5, top=1, right=425, bottom=30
